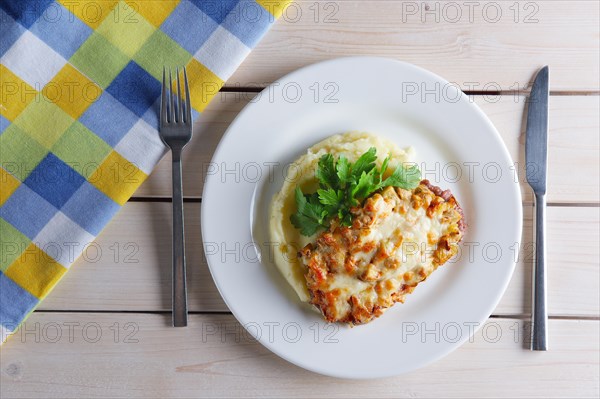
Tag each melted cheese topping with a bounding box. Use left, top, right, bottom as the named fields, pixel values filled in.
left=299, top=183, right=465, bottom=325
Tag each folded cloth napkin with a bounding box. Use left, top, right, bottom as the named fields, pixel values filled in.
left=0, top=0, right=289, bottom=344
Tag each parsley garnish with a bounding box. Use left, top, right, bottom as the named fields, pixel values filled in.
left=290, top=147, right=421, bottom=236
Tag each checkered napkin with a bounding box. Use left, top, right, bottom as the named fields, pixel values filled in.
left=0, top=0, right=289, bottom=344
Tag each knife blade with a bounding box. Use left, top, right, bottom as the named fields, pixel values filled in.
left=525, top=66, right=549, bottom=351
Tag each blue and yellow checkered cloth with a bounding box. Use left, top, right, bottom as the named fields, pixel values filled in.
left=0, top=0, right=289, bottom=343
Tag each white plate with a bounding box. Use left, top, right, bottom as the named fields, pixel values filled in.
left=201, top=57, right=522, bottom=379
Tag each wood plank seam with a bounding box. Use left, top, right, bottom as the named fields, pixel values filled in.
left=30, top=310, right=600, bottom=321
left=127, top=197, right=600, bottom=207
left=219, top=87, right=600, bottom=96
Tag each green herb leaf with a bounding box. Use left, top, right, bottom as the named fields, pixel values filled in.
left=294, top=186, right=307, bottom=214
left=380, top=155, right=390, bottom=177
left=336, top=155, right=350, bottom=184
left=317, top=188, right=341, bottom=206
left=304, top=192, right=327, bottom=222
left=351, top=170, right=376, bottom=200
left=290, top=213, right=323, bottom=236
left=351, top=147, right=377, bottom=179
left=315, top=153, right=338, bottom=189
left=290, top=188, right=327, bottom=236
left=380, top=164, right=422, bottom=190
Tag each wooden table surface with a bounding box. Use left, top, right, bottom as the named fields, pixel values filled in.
left=1, top=1, right=599, bottom=397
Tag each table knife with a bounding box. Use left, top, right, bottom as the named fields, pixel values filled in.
left=525, top=66, right=549, bottom=351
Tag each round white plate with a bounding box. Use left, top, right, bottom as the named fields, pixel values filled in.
left=201, top=57, right=522, bottom=379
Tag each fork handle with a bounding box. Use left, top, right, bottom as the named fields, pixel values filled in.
left=172, top=153, right=188, bottom=327
left=531, top=193, right=547, bottom=350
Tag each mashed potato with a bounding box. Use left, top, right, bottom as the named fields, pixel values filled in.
left=269, top=132, right=415, bottom=302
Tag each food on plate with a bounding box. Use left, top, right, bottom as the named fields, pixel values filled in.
left=269, top=132, right=465, bottom=325
left=300, top=181, right=466, bottom=324
left=269, top=132, right=414, bottom=301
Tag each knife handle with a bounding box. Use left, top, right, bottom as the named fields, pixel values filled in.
left=531, top=193, right=548, bottom=351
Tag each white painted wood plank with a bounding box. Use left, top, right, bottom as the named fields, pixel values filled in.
left=0, top=314, right=597, bottom=398
left=134, top=95, right=600, bottom=203
left=38, top=204, right=600, bottom=317
left=475, top=95, right=600, bottom=204
left=228, top=0, right=599, bottom=91
left=503, top=205, right=600, bottom=317
left=37, top=202, right=225, bottom=312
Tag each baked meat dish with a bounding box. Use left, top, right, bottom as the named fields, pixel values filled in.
left=299, top=180, right=466, bottom=324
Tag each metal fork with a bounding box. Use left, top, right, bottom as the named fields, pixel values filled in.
left=159, top=67, right=192, bottom=327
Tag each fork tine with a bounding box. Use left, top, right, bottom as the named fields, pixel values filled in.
left=161, top=67, right=167, bottom=125
left=176, top=67, right=183, bottom=124
left=169, top=68, right=175, bottom=123
left=183, top=66, right=191, bottom=124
